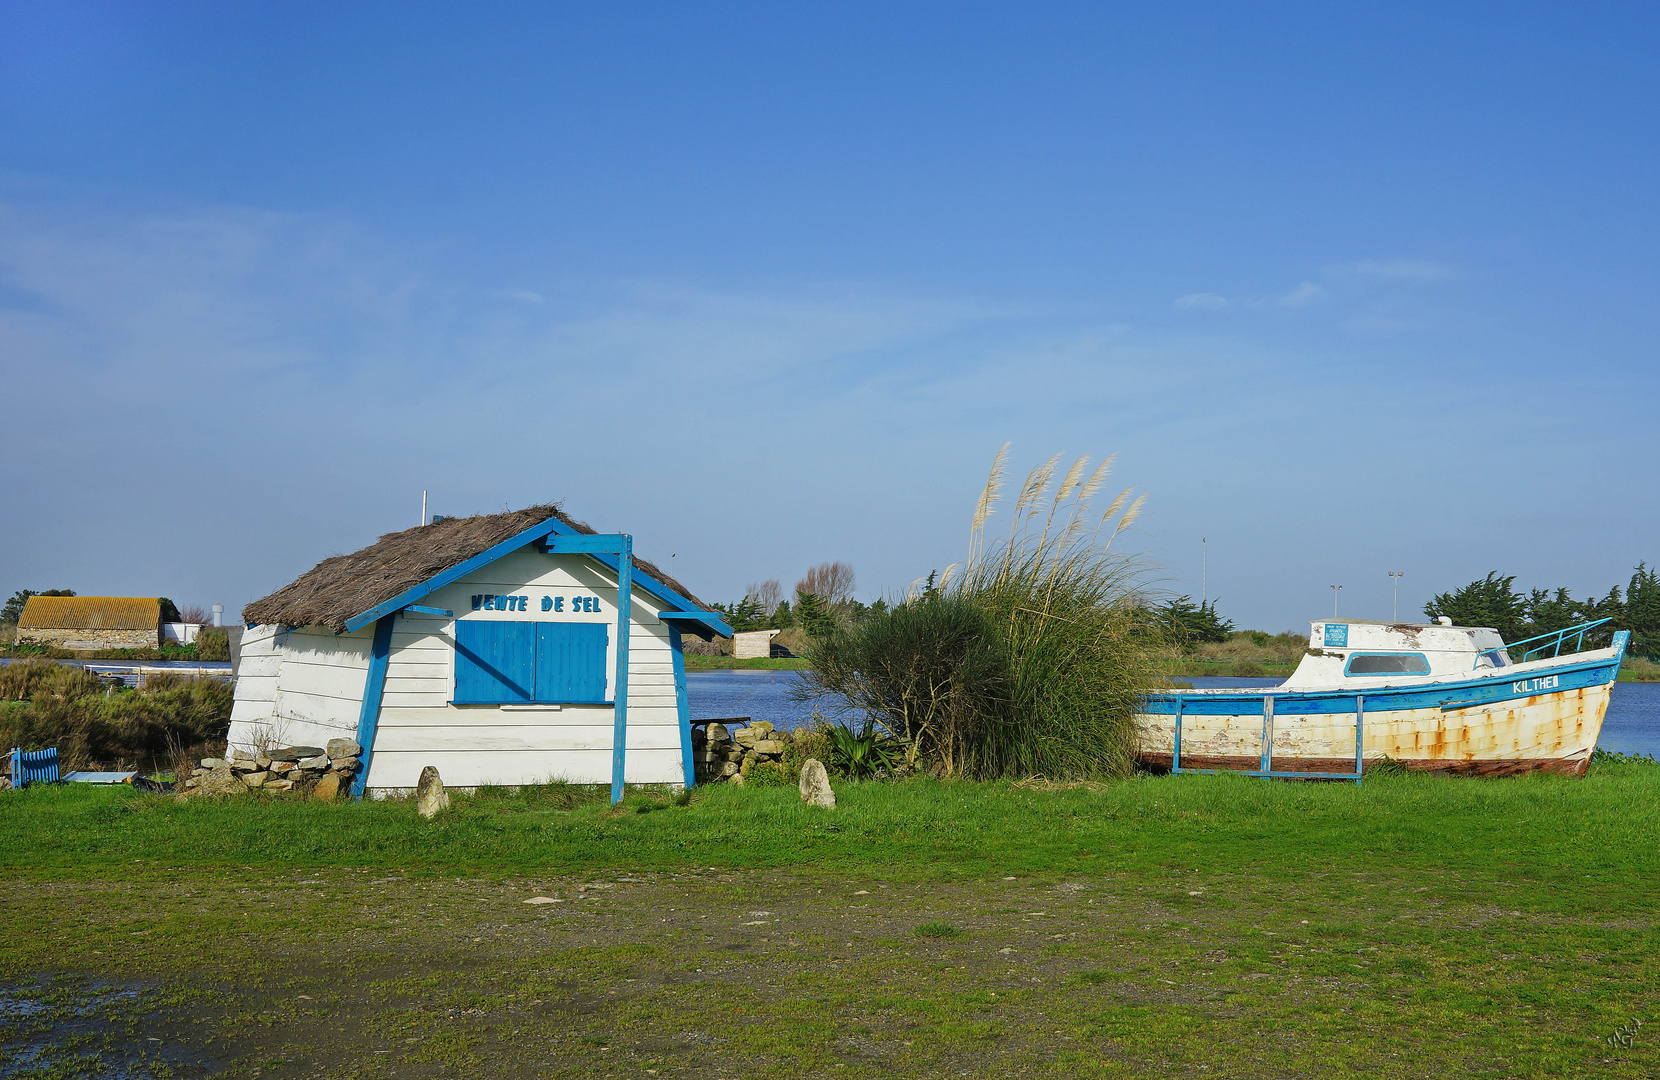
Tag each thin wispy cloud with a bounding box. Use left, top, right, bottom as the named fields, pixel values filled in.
left=1277, top=281, right=1326, bottom=308
left=1175, top=292, right=1230, bottom=310
left=1335, top=259, right=1456, bottom=281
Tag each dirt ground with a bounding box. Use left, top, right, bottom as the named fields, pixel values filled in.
left=2, top=866, right=1654, bottom=1078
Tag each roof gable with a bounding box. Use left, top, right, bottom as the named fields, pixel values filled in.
left=243, top=504, right=724, bottom=636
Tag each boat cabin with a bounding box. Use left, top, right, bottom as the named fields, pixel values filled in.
left=1279, top=619, right=1511, bottom=690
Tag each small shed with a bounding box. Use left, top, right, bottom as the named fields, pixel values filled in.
left=733, top=629, right=781, bottom=659
left=225, top=505, right=732, bottom=798
left=16, top=596, right=163, bottom=650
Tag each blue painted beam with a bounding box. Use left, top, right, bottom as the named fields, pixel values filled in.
left=536, top=533, right=630, bottom=555
left=611, top=534, right=633, bottom=805
left=402, top=605, right=453, bottom=617
left=657, top=611, right=724, bottom=621
left=669, top=625, right=695, bottom=790
left=349, top=614, right=396, bottom=798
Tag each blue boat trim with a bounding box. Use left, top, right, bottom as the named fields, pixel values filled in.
left=1144, top=651, right=1622, bottom=717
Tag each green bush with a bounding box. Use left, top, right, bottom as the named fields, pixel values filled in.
left=802, top=449, right=1161, bottom=780
left=195, top=627, right=231, bottom=661
left=0, top=661, right=233, bottom=771
left=742, top=760, right=795, bottom=787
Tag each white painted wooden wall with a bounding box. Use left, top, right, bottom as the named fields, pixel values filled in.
left=225, top=548, right=687, bottom=790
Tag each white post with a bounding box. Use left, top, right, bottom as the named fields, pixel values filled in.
left=422, top=490, right=428, bottom=526
left=211, top=603, right=223, bottom=628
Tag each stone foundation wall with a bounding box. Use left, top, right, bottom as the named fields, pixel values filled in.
left=181, top=739, right=362, bottom=799
left=18, top=627, right=158, bottom=649
left=692, top=720, right=791, bottom=783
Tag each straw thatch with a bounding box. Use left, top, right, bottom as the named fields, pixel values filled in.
left=18, top=596, right=162, bottom=631
left=242, top=504, right=704, bottom=633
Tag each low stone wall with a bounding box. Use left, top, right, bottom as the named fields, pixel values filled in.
left=692, top=720, right=791, bottom=783
left=181, top=739, right=362, bottom=799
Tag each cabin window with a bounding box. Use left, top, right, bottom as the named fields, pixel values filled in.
left=1344, top=652, right=1430, bottom=676
left=1473, top=649, right=1510, bottom=670
left=453, top=621, right=609, bottom=704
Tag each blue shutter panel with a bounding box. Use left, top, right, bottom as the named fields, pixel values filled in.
left=454, top=622, right=536, bottom=703
left=535, top=623, right=609, bottom=703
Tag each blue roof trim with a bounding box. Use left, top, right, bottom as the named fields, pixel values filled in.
left=542, top=519, right=734, bottom=638
left=341, top=515, right=734, bottom=638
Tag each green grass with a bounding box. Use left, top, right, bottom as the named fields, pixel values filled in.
left=4, top=766, right=1659, bottom=1076
left=683, top=654, right=809, bottom=670
left=4, top=763, right=1660, bottom=898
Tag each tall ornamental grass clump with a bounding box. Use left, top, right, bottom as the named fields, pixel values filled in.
left=804, top=446, right=1164, bottom=779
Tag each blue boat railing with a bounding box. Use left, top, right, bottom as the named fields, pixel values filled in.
left=1172, top=695, right=1364, bottom=785
left=9, top=747, right=59, bottom=788
left=1506, top=618, right=1613, bottom=663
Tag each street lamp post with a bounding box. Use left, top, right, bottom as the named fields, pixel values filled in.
left=1330, top=584, right=1343, bottom=617
left=1201, top=537, right=1207, bottom=606
left=1388, top=571, right=1404, bottom=621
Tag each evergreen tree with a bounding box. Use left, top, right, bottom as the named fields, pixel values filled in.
left=1423, top=573, right=1528, bottom=642
left=794, top=589, right=837, bottom=639
left=1156, top=595, right=1234, bottom=646
left=1627, top=562, right=1660, bottom=658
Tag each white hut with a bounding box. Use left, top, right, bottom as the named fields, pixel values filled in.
left=225, top=505, right=731, bottom=799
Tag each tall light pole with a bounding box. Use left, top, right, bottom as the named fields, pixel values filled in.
left=1330, top=584, right=1343, bottom=617
left=1388, top=571, right=1404, bottom=621
left=1201, top=537, right=1207, bottom=606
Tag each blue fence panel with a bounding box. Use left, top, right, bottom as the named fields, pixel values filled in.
left=10, top=747, right=60, bottom=788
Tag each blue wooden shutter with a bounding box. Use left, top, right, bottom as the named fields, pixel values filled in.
left=535, top=623, right=609, bottom=703
left=454, top=621, right=536, bottom=703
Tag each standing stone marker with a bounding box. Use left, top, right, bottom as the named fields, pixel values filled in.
left=798, top=758, right=836, bottom=809
left=416, top=765, right=450, bottom=819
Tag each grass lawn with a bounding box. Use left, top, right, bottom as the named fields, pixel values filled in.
left=2, top=763, right=1658, bottom=1077
left=683, top=655, right=809, bottom=671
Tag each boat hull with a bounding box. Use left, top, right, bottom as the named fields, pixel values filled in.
left=1134, top=653, right=1621, bottom=778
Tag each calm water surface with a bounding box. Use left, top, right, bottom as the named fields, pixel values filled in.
left=685, top=670, right=1660, bottom=758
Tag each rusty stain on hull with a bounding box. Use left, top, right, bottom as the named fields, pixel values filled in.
left=1135, top=684, right=1613, bottom=779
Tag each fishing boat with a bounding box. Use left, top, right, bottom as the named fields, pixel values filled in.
left=1136, top=618, right=1628, bottom=780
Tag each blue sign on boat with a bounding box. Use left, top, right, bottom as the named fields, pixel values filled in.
left=1323, top=623, right=1349, bottom=648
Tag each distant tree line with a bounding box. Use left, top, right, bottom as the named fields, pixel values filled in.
left=1423, top=564, right=1660, bottom=657
left=713, top=561, right=895, bottom=640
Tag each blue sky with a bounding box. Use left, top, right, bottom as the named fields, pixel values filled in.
left=3, top=2, right=1658, bottom=633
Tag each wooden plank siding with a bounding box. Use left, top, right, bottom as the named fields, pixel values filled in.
left=227, top=548, right=693, bottom=789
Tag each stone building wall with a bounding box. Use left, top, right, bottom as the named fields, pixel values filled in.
left=17, top=627, right=159, bottom=649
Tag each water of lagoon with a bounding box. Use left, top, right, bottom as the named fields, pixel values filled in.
left=685, top=669, right=1660, bottom=759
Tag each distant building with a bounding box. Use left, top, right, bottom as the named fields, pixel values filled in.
left=17, top=596, right=163, bottom=650
left=733, top=629, right=781, bottom=659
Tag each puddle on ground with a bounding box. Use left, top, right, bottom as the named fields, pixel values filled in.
left=0, top=980, right=217, bottom=1078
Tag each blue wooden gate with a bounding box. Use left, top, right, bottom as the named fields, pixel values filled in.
left=9, top=747, right=59, bottom=788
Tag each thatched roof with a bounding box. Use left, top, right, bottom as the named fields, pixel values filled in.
left=243, top=504, right=705, bottom=633
left=19, top=596, right=162, bottom=630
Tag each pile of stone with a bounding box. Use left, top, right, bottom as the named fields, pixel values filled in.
left=692, top=720, right=787, bottom=783
left=181, top=738, right=362, bottom=800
